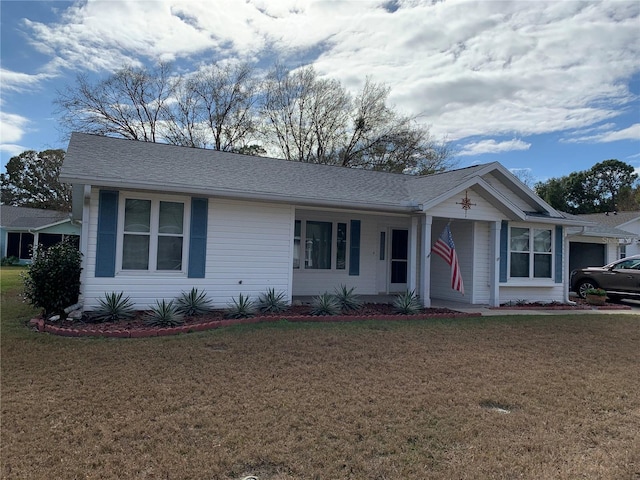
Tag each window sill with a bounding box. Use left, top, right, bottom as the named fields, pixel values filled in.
left=500, top=279, right=557, bottom=287
left=116, top=270, right=188, bottom=277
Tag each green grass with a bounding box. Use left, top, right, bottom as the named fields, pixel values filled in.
left=2, top=266, right=640, bottom=479
left=0, top=266, right=39, bottom=338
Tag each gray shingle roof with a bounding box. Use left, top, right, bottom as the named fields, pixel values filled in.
left=59, top=133, right=542, bottom=215
left=577, top=211, right=640, bottom=229
left=0, top=206, right=70, bottom=229
left=562, top=211, right=637, bottom=238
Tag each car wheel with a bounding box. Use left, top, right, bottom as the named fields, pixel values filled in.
left=577, top=280, right=598, bottom=299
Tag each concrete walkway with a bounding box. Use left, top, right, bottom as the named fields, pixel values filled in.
left=293, top=295, right=640, bottom=316
left=431, top=299, right=640, bottom=316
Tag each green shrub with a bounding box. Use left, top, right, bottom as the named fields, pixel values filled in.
left=176, top=288, right=212, bottom=316
left=92, top=291, right=135, bottom=322
left=392, top=290, right=422, bottom=315
left=334, top=284, right=362, bottom=312
left=310, top=293, right=341, bottom=316
left=585, top=288, right=606, bottom=296
left=145, top=299, right=184, bottom=327
left=256, top=288, right=289, bottom=314
left=23, top=240, right=82, bottom=317
left=226, top=293, right=256, bottom=319
left=1, top=256, right=19, bottom=266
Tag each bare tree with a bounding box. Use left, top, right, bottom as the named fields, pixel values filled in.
left=261, top=64, right=350, bottom=163
left=261, top=67, right=455, bottom=173
left=56, top=60, right=454, bottom=173
left=56, top=63, right=176, bottom=142
left=165, top=62, right=259, bottom=150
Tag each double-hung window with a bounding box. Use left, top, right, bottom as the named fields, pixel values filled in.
left=120, top=197, right=187, bottom=272
left=509, top=226, right=552, bottom=279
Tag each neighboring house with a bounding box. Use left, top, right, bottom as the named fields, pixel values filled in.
left=574, top=211, right=640, bottom=268
left=60, top=133, right=591, bottom=311
left=0, top=205, right=81, bottom=264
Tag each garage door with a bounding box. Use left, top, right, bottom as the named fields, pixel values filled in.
left=569, top=243, right=605, bottom=272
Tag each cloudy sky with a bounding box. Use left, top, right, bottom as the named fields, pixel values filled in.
left=1, top=0, right=639, bottom=183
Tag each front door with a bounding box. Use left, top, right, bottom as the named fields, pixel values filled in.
left=389, top=229, right=408, bottom=292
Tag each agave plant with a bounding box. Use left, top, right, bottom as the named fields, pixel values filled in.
left=392, top=290, right=422, bottom=315
left=256, top=288, right=289, bottom=314
left=145, top=299, right=184, bottom=327
left=225, top=293, right=256, bottom=319
left=333, top=284, right=362, bottom=312
left=92, top=291, right=135, bottom=322
left=310, top=293, right=341, bottom=316
left=176, top=287, right=212, bottom=316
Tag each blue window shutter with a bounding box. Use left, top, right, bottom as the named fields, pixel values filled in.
left=555, top=225, right=563, bottom=283
left=95, top=190, right=119, bottom=277
left=188, top=197, right=208, bottom=278
left=349, top=220, right=361, bottom=276
left=499, top=220, right=508, bottom=282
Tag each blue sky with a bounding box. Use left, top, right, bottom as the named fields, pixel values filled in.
left=1, top=0, right=639, bottom=185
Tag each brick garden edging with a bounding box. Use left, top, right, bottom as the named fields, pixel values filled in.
left=28, top=311, right=480, bottom=339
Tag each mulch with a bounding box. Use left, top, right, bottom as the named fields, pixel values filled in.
left=29, top=303, right=474, bottom=338
left=492, top=297, right=632, bottom=310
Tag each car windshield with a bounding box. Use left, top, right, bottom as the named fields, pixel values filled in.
left=609, top=258, right=640, bottom=270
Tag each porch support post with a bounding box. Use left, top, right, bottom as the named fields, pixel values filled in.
left=421, top=215, right=433, bottom=307
left=489, top=221, right=501, bottom=307
left=408, top=216, right=419, bottom=293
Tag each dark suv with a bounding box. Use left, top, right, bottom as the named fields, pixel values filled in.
left=570, top=255, right=640, bottom=300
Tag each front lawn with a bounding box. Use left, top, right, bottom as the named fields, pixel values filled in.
left=1, top=267, right=639, bottom=479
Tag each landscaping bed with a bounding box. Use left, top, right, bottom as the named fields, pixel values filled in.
left=29, top=303, right=475, bottom=338
left=493, top=297, right=632, bottom=310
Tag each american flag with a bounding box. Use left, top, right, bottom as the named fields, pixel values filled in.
left=431, top=225, right=464, bottom=294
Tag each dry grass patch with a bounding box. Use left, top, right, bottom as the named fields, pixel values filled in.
left=2, top=285, right=640, bottom=479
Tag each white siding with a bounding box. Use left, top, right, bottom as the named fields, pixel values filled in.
left=618, top=218, right=640, bottom=257
left=429, top=218, right=473, bottom=303
left=498, top=285, right=565, bottom=304
left=292, top=210, right=411, bottom=296
left=471, top=221, right=491, bottom=304
left=428, top=186, right=504, bottom=221
left=81, top=189, right=294, bottom=310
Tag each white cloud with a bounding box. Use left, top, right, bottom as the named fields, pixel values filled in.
left=0, top=111, right=29, bottom=144
left=458, top=138, right=531, bottom=157
left=11, top=0, right=640, bottom=145
left=563, top=123, right=640, bottom=143
left=0, top=144, right=28, bottom=158
left=0, top=68, right=54, bottom=92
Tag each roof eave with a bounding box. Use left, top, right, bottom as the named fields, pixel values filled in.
left=62, top=176, right=415, bottom=214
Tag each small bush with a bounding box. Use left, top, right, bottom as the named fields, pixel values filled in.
left=585, top=288, right=606, bottom=296
left=146, top=300, right=184, bottom=327
left=226, top=293, right=256, bottom=319
left=176, top=288, right=212, bottom=316
left=1, top=256, right=19, bottom=266
left=334, top=284, right=362, bottom=312
left=92, top=292, right=135, bottom=322
left=310, top=293, right=341, bottom=316
left=23, top=240, right=82, bottom=317
left=392, top=290, right=422, bottom=315
left=256, top=288, right=289, bottom=314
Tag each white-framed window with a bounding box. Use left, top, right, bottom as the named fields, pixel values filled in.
left=117, top=195, right=189, bottom=273
left=509, top=226, right=553, bottom=279
left=619, top=244, right=627, bottom=259
left=293, top=219, right=348, bottom=270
